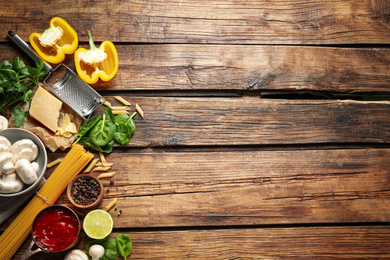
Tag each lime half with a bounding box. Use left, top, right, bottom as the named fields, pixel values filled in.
left=83, top=209, right=113, bottom=239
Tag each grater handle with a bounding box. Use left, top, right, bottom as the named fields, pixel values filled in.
left=7, top=30, right=52, bottom=73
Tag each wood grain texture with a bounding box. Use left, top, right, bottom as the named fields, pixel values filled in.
left=87, top=97, right=390, bottom=147
left=1, top=0, right=390, bottom=44
left=1, top=44, right=389, bottom=94
left=14, top=227, right=390, bottom=259
left=34, top=148, right=390, bottom=228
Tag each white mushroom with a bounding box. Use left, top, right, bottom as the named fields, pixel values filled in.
left=64, top=249, right=89, bottom=260
left=10, top=139, right=38, bottom=162
left=0, top=136, right=11, bottom=153
left=89, top=244, right=105, bottom=260
left=15, top=159, right=37, bottom=185
left=0, top=173, right=23, bottom=193
left=31, top=162, right=40, bottom=173
left=0, top=115, right=8, bottom=130
left=0, top=152, right=15, bottom=174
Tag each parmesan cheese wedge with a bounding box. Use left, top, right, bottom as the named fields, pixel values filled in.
left=30, top=86, right=62, bottom=132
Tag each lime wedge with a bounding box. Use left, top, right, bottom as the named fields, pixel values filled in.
left=83, top=209, right=113, bottom=239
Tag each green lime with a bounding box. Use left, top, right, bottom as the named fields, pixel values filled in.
left=83, top=209, right=113, bottom=239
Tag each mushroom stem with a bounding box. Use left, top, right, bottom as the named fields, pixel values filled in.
left=0, top=173, right=23, bottom=193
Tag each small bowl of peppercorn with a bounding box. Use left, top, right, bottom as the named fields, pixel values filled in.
left=67, top=174, right=104, bottom=210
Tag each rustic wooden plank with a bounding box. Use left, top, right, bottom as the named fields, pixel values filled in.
left=13, top=226, right=390, bottom=259
left=34, top=148, right=390, bottom=228
left=92, top=97, right=390, bottom=147
left=1, top=44, right=389, bottom=94
left=98, top=45, right=390, bottom=94
left=1, top=0, right=390, bottom=44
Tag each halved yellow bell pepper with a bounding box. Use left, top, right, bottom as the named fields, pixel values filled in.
left=74, top=31, right=118, bottom=84
left=29, top=17, right=78, bottom=64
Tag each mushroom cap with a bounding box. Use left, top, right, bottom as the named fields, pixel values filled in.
left=89, top=244, right=105, bottom=258
left=0, top=115, right=8, bottom=130
left=0, top=152, right=15, bottom=165
left=15, top=158, right=38, bottom=185
left=10, top=139, right=39, bottom=162
left=0, top=136, right=11, bottom=149
left=64, top=249, right=89, bottom=260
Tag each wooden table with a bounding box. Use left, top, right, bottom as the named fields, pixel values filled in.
left=1, top=0, right=390, bottom=259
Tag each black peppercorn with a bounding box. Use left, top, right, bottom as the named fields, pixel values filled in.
left=70, top=176, right=101, bottom=206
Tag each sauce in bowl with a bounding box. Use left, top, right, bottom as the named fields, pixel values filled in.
left=32, top=206, right=80, bottom=252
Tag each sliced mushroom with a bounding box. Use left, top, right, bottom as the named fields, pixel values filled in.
left=0, top=173, right=23, bottom=193
left=0, top=152, right=15, bottom=174
left=11, top=139, right=38, bottom=162
left=15, top=159, right=37, bottom=185
left=0, top=115, right=8, bottom=130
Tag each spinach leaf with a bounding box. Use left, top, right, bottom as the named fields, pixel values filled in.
left=126, top=117, right=136, bottom=136
left=116, top=234, right=132, bottom=260
left=78, top=137, right=114, bottom=153
left=89, top=114, right=116, bottom=147
left=114, top=113, right=129, bottom=125
left=113, top=112, right=136, bottom=145
left=86, top=237, right=119, bottom=260
left=112, top=123, right=131, bottom=145
left=103, top=106, right=115, bottom=123
left=74, top=115, right=101, bottom=144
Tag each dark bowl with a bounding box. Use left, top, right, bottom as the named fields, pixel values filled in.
left=32, top=205, right=81, bottom=253
left=67, top=174, right=104, bottom=210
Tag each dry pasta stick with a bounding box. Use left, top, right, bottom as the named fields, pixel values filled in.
left=136, top=103, right=144, bottom=117
left=100, top=98, right=112, bottom=108
left=104, top=197, right=118, bottom=211
left=111, top=106, right=130, bottom=110
left=115, top=96, right=131, bottom=106
left=84, top=158, right=99, bottom=173
left=99, top=151, right=107, bottom=166
left=94, top=166, right=112, bottom=171
left=112, top=110, right=129, bottom=115
left=96, top=162, right=113, bottom=167
left=0, top=144, right=93, bottom=260
left=98, top=172, right=116, bottom=179
left=47, top=158, right=63, bottom=168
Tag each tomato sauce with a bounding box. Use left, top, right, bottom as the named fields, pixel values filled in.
left=32, top=206, right=79, bottom=252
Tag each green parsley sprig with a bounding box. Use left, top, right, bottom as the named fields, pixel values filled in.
left=0, top=56, right=47, bottom=126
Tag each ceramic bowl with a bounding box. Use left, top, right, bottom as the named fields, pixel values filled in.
left=0, top=128, right=47, bottom=197
left=67, top=174, right=104, bottom=210
left=22, top=205, right=81, bottom=258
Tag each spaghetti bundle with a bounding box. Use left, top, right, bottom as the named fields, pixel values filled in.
left=0, top=144, right=93, bottom=260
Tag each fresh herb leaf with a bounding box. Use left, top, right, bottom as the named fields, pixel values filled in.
left=11, top=106, right=28, bottom=127
left=0, top=56, right=47, bottom=125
